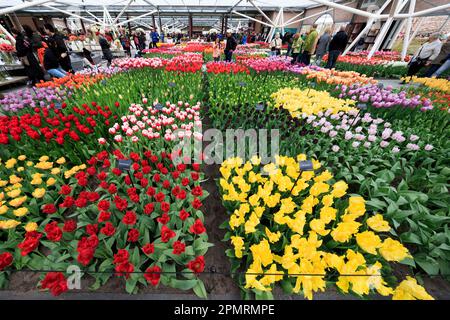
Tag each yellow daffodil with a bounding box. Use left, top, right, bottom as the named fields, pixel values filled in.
left=0, top=205, right=8, bottom=215
left=392, top=276, right=434, bottom=300
left=0, top=219, right=20, bottom=229
left=250, top=239, right=273, bottom=267
left=7, top=189, right=21, bottom=198
left=46, top=177, right=57, bottom=186
left=32, top=188, right=46, bottom=199
left=24, top=221, right=38, bottom=232
left=34, top=161, right=53, bottom=170
left=331, top=220, right=361, bottom=243
left=331, top=181, right=348, bottom=198
left=367, top=214, right=391, bottom=232
left=379, top=238, right=411, bottom=262
left=39, top=155, right=50, bottom=162
left=18, top=155, right=26, bottom=161
left=230, top=236, right=245, bottom=258
left=5, top=158, right=17, bottom=169
left=265, top=227, right=281, bottom=243
left=13, top=207, right=28, bottom=217
left=356, top=231, right=382, bottom=255
left=51, top=168, right=61, bottom=175
left=56, top=157, right=66, bottom=164
left=9, top=196, right=27, bottom=207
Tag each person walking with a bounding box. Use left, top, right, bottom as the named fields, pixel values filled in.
left=43, top=38, right=68, bottom=78
left=12, top=28, right=44, bottom=85
left=212, top=38, right=222, bottom=62
left=315, top=28, right=331, bottom=66
left=290, top=33, right=304, bottom=64
left=150, top=29, right=159, bottom=48
left=425, top=35, right=449, bottom=77
left=325, top=26, right=349, bottom=69
left=270, top=32, right=282, bottom=56
left=301, top=24, right=319, bottom=65
left=406, top=33, right=442, bottom=78
left=224, top=32, right=237, bottom=62
left=283, top=32, right=293, bottom=57
left=43, top=23, right=73, bottom=73
left=120, top=33, right=131, bottom=57
left=98, top=33, right=113, bottom=66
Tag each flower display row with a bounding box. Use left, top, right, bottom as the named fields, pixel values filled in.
left=289, top=65, right=376, bottom=86
left=337, top=84, right=433, bottom=111
left=0, top=150, right=210, bottom=297
left=0, top=102, right=113, bottom=162
left=106, top=100, right=203, bottom=148
left=219, top=155, right=433, bottom=300
left=271, top=87, right=356, bottom=116
left=406, top=76, right=450, bottom=93
left=1, top=86, right=72, bottom=113
left=205, top=61, right=250, bottom=74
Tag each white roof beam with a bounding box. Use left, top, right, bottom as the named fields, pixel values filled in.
left=115, top=10, right=158, bottom=27
left=0, top=0, right=55, bottom=15
left=231, top=10, right=274, bottom=28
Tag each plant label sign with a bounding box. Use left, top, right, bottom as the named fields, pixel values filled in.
left=154, top=103, right=163, bottom=110
left=117, top=159, right=132, bottom=171
left=299, top=160, right=314, bottom=171
left=356, top=103, right=367, bottom=110
left=255, top=103, right=265, bottom=111
left=55, top=102, right=62, bottom=110
left=168, top=82, right=176, bottom=88
left=239, top=81, right=247, bottom=87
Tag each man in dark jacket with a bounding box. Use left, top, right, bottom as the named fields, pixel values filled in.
left=12, top=28, right=44, bottom=85
left=43, top=38, right=68, bottom=78
left=44, top=23, right=73, bottom=72
left=326, top=26, right=349, bottom=69
left=98, top=33, right=113, bottom=66
left=224, top=32, right=237, bottom=62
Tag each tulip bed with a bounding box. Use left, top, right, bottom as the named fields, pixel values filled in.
left=0, top=47, right=448, bottom=300
left=322, top=51, right=409, bottom=79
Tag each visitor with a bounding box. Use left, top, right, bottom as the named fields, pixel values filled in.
left=355, top=37, right=365, bottom=52
left=284, top=32, right=294, bottom=57
left=425, top=35, right=449, bottom=77
left=81, top=48, right=95, bottom=68
left=132, top=31, right=140, bottom=49
left=270, top=33, right=282, bottom=56
left=290, top=33, right=303, bottom=64
left=12, top=28, right=44, bottom=85
left=98, top=33, right=113, bottom=66
left=43, top=38, right=68, bottom=78
left=325, top=25, right=348, bottom=69
left=406, top=33, right=442, bottom=78
left=138, top=31, right=146, bottom=50
left=212, top=38, right=222, bottom=62
left=315, top=28, right=331, bottom=66
left=23, top=25, right=43, bottom=53
left=241, top=34, right=247, bottom=45
left=301, top=24, right=319, bottom=65
left=120, top=33, right=131, bottom=57
left=43, top=23, right=73, bottom=73
left=160, top=32, right=165, bottom=43
left=151, top=29, right=159, bottom=48
left=224, top=32, right=237, bottom=62
left=176, top=33, right=182, bottom=44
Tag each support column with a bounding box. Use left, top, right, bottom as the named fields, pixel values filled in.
left=80, top=18, right=86, bottom=33
left=221, top=14, right=225, bottom=34
left=10, top=12, right=23, bottom=32
left=188, top=13, right=193, bottom=38
left=224, top=15, right=228, bottom=33
left=368, top=0, right=401, bottom=59
left=152, top=15, right=156, bottom=30
left=158, top=11, right=162, bottom=34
